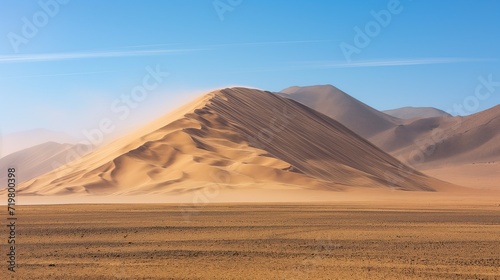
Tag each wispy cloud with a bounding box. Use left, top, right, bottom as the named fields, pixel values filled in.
left=0, top=40, right=335, bottom=64
left=204, top=39, right=337, bottom=48
left=299, top=58, right=495, bottom=69
left=0, top=70, right=120, bottom=80
left=219, top=58, right=494, bottom=75
left=0, top=48, right=202, bottom=64
left=106, top=39, right=336, bottom=50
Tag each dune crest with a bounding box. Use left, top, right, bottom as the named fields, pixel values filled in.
left=15, top=88, right=455, bottom=196
left=383, top=106, right=452, bottom=119
left=279, top=85, right=401, bottom=138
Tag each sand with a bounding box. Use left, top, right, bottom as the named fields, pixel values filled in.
left=279, top=85, right=400, bottom=138
left=12, top=88, right=453, bottom=197
left=278, top=85, right=500, bottom=190
left=383, top=107, right=451, bottom=120
left=422, top=162, right=500, bottom=190
left=1, top=86, right=499, bottom=279
left=0, top=142, right=91, bottom=184
left=374, top=105, right=500, bottom=168
left=280, top=85, right=500, bottom=169
left=5, top=202, right=500, bottom=279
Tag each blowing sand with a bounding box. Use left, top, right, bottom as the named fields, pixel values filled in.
left=3, top=87, right=499, bottom=279
left=422, top=162, right=500, bottom=190
left=14, top=88, right=452, bottom=196
left=6, top=203, right=500, bottom=279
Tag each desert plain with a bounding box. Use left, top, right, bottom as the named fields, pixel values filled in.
left=4, top=199, right=500, bottom=280
left=2, top=87, right=500, bottom=279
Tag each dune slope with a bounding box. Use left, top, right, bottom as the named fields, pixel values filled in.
left=0, top=142, right=91, bottom=184
left=372, top=105, right=500, bottom=168
left=278, top=85, right=401, bottom=138
left=277, top=86, right=499, bottom=189
left=16, top=88, right=449, bottom=196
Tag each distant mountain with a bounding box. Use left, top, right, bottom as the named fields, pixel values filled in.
left=0, top=142, right=92, bottom=185
left=278, top=85, right=500, bottom=172
left=278, top=85, right=401, bottom=138
left=371, top=105, right=500, bottom=168
left=1, top=128, right=78, bottom=158
left=15, top=88, right=449, bottom=196
left=383, top=107, right=452, bottom=119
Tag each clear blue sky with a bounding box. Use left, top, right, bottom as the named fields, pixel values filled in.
left=0, top=0, right=499, bottom=137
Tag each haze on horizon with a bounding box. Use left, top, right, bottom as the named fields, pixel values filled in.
left=0, top=0, right=499, bottom=138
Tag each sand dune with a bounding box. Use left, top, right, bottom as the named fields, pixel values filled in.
left=0, top=128, right=78, bottom=157
left=277, top=86, right=499, bottom=189
left=278, top=85, right=401, bottom=138
left=278, top=86, right=500, bottom=168
left=14, top=88, right=454, bottom=196
left=372, top=105, right=500, bottom=168
left=383, top=106, right=451, bottom=119
left=0, top=142, right=91, bottom=184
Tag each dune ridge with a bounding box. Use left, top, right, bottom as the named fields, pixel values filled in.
left=279, top=85, right=401, bottom=138
left=373, top=105, right=500, bottom=168
left=278, top=85, right=500, bottom=189
left=14, top=88, right=452, bottom=196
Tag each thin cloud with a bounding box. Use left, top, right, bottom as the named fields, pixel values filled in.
left=203, top=39, right=337, bottom=48
left=0, top=48, right=203, bottom=64
left=300, top=58, right=495, bottom=69
left=0, top=70, right=120, bottom=80
left=108, top=39, right=336, bottom=50
left=217, top=58, right=493, bottom=75
left=0, top=40, right=335, bottom=64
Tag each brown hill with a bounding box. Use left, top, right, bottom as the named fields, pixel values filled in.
left=277, top=85, right=499, bottom=189
left=1, top=129, right=78, bottom=157
left=372, top=105, right=500, bottom=168
left=278, top=85, right=500, bottom=168
left=278, top=85, right=401, bottom=138
left=0, top=142, right=91, bottom=184
left=383, top=107, right=451, bottom=119
left=15, top=88, right=449, bottom=196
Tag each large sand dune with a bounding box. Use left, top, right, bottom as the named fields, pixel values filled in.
left=278, top=85, right=401, bottom=138
left=278, top=85, right=500, bottom=188
left=279, top=85, right=500, bottom=167
left=373, top=105, right=500, bottom=168
left=15, top=88, right=453, bottom=196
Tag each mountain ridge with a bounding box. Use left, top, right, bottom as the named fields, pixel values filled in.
left=383, top=106, right=452, bottom=119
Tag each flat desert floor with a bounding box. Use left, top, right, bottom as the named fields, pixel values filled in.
left=5, top=203, right=500, bottom=279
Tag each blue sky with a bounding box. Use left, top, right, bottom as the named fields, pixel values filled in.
left=0, top=0, right=499, bottom=137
